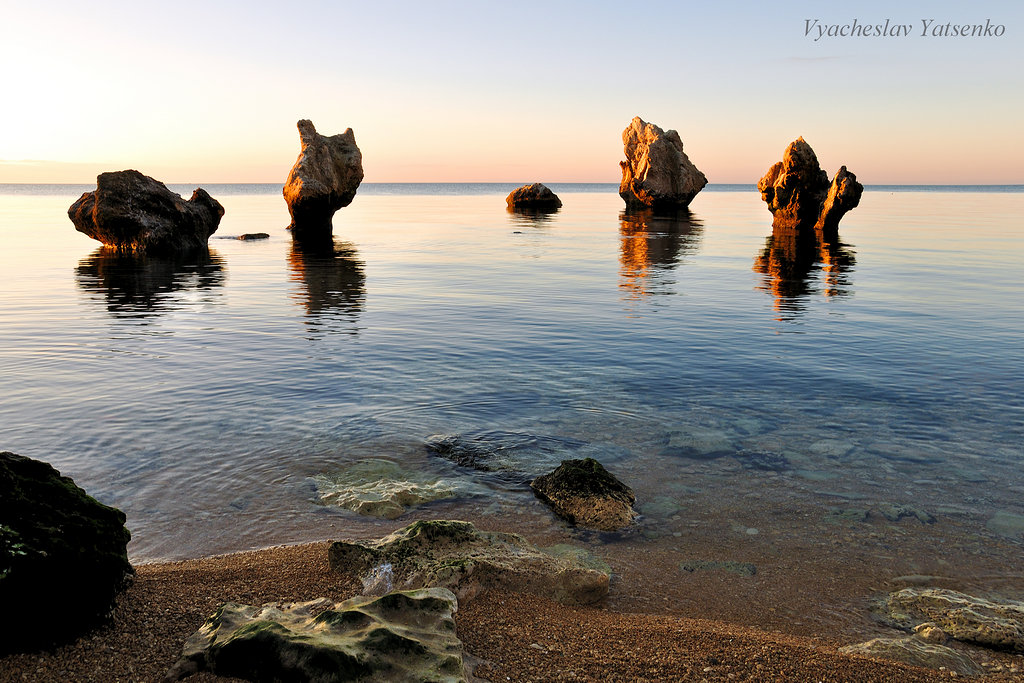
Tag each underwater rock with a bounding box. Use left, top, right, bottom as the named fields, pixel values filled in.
left=68, top=170, right=223, bottom=252
left=877, top=503, right=935, bottom=524
left=986, top=511, right=1024, bottom=540
left=312, top=459, right=459, bottom=519
left=0, top=451, right=133, bottom=653
left=733, top=449, right=790, bottom=472
left=679, top=560, right=757, bottom=577
left=424, top=430, right=623, bottom=486
left=506, top=183, right=562, bottom=209
left=328, top=520, right=609, bottom=606
left=757, top=137, right=863, bottom=232
left=883, top=588, right=1024, bottom=652
left=838, top=636, right=983, bottom=676
left=166, top=589, right=466, bottom=682
left=619, top=116, right=707, bottom=211
left=530, top=458, right=637, bottom=531
left=284, top=119, right=364, bottom=238
left=662, top=427, right=733, bottom=460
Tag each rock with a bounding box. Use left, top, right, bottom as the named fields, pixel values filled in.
left=328, top=520, right=609, bottom=606
left=312, top=459, right=459, bottom=520
left=883, top=588, right=1024, bottom=652
left=619, top=116, right=707, bottom=211
left=68, top=170, right=223, bottom=252
left=283, top=119, right=363, bottom=237
left=530, top=458, right=637, bottom=531
left=914, top=622, right=949, bottom=644
left=237, top=232, right=269, bottom=241
left=733, top=449, right=790, bottom=472
left=679, top=560, right=757, bottom=577
left=839, top=636, right=983, bottom=676
left=757, top=137, right=863, bottom=232
left=166, top=589, right=467, bottom=683
left=506, top=183, right=562, bottom=210
left=986, top=511, right=1024, bottom=540
left=663, top=427, right=733, bottom=460
left=0, top=452, right=133, bottom=652
left=877, top=503, right=935, bottom=524
left=425, top=430, right=624, bottom=486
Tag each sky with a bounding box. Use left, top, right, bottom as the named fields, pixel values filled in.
left=0, top=0, right=1021, bottom=184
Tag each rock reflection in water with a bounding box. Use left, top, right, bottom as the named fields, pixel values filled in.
left=506, top=205, right=560, bottom=228
left=753, top=225, right=855, bottom=319
left=287, top=236, right=366, bottom=334
left=618, top=209, right=703, bottom=300
left=75, top=247, right=225, bottom=318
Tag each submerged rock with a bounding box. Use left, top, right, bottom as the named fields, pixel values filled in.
left=506, top=183, right=562, bottom=209
left=619, top=116, right=707, bottom=211
left=530, top=458, right=637, bottom=531
left=424, top=430, right=624, bottom=486
left=757, top=137, right=863, bottom=232
left=679, top=560, right=757, bottom=577
left=68, top=170, right=223, bottom=252
left=0, top=451, right=133, bottom=652
left=166, top=589, right=466, bottom=682
left=312, top=459, right=459, bottom=519
left=839, top=636, right=983, bottom=676
left=284, top=119, right=364, bottom=238
left=328, top=520, right=609, bottom=606
left=883, top=588, right=1024, bottom=652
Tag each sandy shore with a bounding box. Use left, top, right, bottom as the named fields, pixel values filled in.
left=0, top=541, right=1020, bottom=682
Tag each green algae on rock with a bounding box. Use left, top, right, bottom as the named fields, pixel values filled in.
left=328, top=520, right=609, bottom=606
left=530, top=458, right=637, bottom=531
left=166, top=588, right=466, bottom=682
left=0, top=451, right=132, bottom=653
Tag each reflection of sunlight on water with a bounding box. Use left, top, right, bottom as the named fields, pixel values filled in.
left=618, top=209, right=702, bottom=303
left=286, top=236, right=365, bottom=335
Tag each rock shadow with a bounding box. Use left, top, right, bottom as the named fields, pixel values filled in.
left=75, top=247, right=225, bottom=319
left=287, top=235, right=366, bottom=333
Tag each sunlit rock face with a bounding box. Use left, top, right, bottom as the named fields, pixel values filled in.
left=619, top=116, right=707, bottom=211
left=506, top=183, right=562, bottom=209
left=68, top=170, right=223, bottom=252
left=283, top=119, right=363, bottom=238
left=758, top=137, right=863, bottom=232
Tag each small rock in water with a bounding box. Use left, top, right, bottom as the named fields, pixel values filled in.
left=877, top=503, right=935, bottom=524
left=505, top=183, right=562, bottom=209
left=312, top=458, right=460, bottom=519
left=838, top=636, right=983, bottom=676
left=679, top=560, right=757, bottom=577
left=734, top=449, right=790, bottom=472
left=237, top=232, right=270, bottom=240
left=530, top=458, right=637, bottom=531
left=986, top=511, right=1024, bottom=540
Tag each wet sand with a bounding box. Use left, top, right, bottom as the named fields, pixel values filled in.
left=1, top=539, right=1020, bottom=682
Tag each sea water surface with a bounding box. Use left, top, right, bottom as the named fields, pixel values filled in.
left=1, top=183, right=1022, bottom=638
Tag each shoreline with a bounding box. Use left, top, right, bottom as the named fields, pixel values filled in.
left=2, top=538, right=1021, bottom=682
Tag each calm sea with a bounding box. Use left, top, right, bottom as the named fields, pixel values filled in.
left=1, top=183, right=1022, bottom=636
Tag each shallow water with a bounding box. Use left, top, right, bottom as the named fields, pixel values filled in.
left=1, top=183, right=1022, bottom=639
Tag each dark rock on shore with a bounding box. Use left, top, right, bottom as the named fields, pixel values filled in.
left=757, top=138, right=863, bottom=233
left=68, top=170, right=223, bottom=252
left=506, top=183, right=562, bottom=209
left=328, top=520, right=609, bottom=606
left=530, top=458, right=637, bottom=531
left=283, top=119, right=363, bottom=238
left=619, top=116, right=707, bottom=211
left=167, top=589, right=467, bottom=682
left=0, top=452, right=133, bottom=653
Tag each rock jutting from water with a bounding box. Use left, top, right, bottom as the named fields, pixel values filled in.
left=312, top=458, right=459, bottom=520
left=619, top=116, right=707, bottom=211
left=757, top=137, right=863, bottom=232
left=0, top=451, right=133, bottom=653
left=505, top=183, right=562, bottom=210
left=68, top=170, right=223, bottom=253
left=166, top=589, right=467, bottom=682
left=283, top=119, right=364, bottom=238
left=530, top=458, right=637, bottom=531
left=328, top=519, right=609, bottom=606
left=882, top=587, right=1024, bottom=652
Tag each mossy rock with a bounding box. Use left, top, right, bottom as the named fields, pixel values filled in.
left=530, top=458, right=637, bottom=531
left=0, top=451, right=133, bottom=652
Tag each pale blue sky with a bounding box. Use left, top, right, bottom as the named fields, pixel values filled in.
left=1, top=0, right=1020, bottom=182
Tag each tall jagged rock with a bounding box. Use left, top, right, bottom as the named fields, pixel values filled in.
left=68, top=170, right=223, bottom=252
left=283, top=119, right=363, bottom=238
left=758, top=138, right=863, bottom=232
left=619, top=117, right=707, bottom=211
